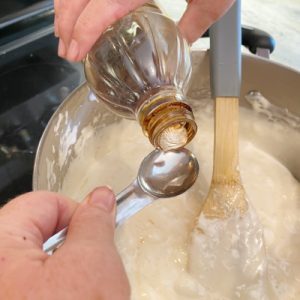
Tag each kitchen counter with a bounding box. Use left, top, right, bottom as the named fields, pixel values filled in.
left=160, top=0, right=300, bottom=71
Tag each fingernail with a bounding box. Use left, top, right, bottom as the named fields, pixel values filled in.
left=67, top=39, right=79, bottom=61
left=88, top=187, right=115, bottom=213
left=58, top=39, right=65, bottom=57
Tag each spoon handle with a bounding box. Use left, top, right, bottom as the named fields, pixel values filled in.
left=43, top=227, right=68, bottom=253
left=116, top=179, right=155, bottom=225
left=43, top=181, right=155, bottom=253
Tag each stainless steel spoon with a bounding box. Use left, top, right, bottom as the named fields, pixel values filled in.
left=43, top=148, right=199, bottom=253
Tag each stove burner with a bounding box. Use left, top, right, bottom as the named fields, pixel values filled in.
left=0, top=33, right=84, bottom=204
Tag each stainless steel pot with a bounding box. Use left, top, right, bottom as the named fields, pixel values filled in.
left=33, top=50, right=300, bottom=194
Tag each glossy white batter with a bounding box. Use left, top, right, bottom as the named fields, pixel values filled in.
left=61, top=98, right=300, bottom=299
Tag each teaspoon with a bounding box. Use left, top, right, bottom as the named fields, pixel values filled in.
left=43, top=148, right=199, bottom=253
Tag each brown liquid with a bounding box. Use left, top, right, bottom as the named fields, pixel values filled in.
left=139, top=98, right=197, bottom=150
left=84, top=1, right=195, bottom=150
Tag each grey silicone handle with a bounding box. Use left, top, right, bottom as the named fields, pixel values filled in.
left=210, top=0, right=241, bottom=97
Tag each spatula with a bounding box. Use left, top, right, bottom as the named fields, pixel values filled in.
left=188, top=1, right=273, bottom=297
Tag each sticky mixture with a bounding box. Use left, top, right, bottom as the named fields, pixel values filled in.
left=60, top=98, right=300, bottom=299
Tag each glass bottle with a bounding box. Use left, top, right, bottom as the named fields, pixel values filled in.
left=84, top=1, right=197, bottom=151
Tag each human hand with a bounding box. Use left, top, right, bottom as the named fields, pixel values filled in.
left=0, top=187, right=130, bottom=300
left=55, top=0, right=234, bottom=61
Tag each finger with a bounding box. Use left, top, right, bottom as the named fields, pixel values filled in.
left=66, top=0, right=147, bottom=61
left=60, top=186, right=116, bottom=251
left=57, top=0, right=90, bottom=57
left=0, top=191, right=78, bottom=249
left=54, top=187, right=130, bottom=299
left=179, top=0, right=235, bottom=43
left=54, top=0, right=60, bottom=37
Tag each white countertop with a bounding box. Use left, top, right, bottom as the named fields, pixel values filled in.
left=160, top=0, right=300, bottom=72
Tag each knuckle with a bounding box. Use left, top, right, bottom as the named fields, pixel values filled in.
left=72, top=17, right=98, bottom=43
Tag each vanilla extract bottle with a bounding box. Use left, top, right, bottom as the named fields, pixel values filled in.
left=84, top=1, right=197, bottom=151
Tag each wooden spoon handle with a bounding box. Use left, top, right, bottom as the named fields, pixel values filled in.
left=203, top=97, right=248, bottom=218
left=213, top=97, right=240, bottom=183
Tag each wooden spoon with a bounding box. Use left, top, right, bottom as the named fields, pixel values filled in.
left=188, top=1, right=274, bottom=298
left=200, top=0, right=248, bottom=220
left=201, top=96, right=248, bottom=219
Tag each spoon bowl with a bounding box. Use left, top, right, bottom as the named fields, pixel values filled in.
left=138, top=149, right=199, bottom=198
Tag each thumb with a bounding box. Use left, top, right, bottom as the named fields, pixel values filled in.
left=54, top=187, right=130, bottom=299
left=178, top=0, right=234, bottom=43
left=64, top=186, right=116, bottom=249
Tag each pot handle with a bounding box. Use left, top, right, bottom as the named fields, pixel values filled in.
left=241, top=26, right=276, bottom=57
left=203, top=25, right=276, bottom=57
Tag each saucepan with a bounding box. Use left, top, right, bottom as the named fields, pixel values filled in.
left=32, top=45, right=300, bottom=194
left=30, top=16, right=300, bottom=297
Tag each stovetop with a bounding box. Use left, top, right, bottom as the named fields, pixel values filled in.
left=1, top=0, right=40, bottom=17
left=0, top=2, right=84, bottom=204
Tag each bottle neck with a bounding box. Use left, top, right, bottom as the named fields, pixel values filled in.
left=138, top=91, right=197, bottom=151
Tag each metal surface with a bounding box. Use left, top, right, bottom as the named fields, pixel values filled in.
left=0, top=24, right=54, bottom=55
left=43, top=148, right=199, bottom=253
left=0, top=31, right=83, bottom=203
left=256, top=48, right=270, bottom=59
left=138, top=149, right=199, bottom=197
left=0, top=0, right=53, bottom=29
left=0, top=1, right=54, bottom=55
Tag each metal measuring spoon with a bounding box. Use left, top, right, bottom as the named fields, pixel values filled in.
left=43, top=148, right=199, bottom=253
